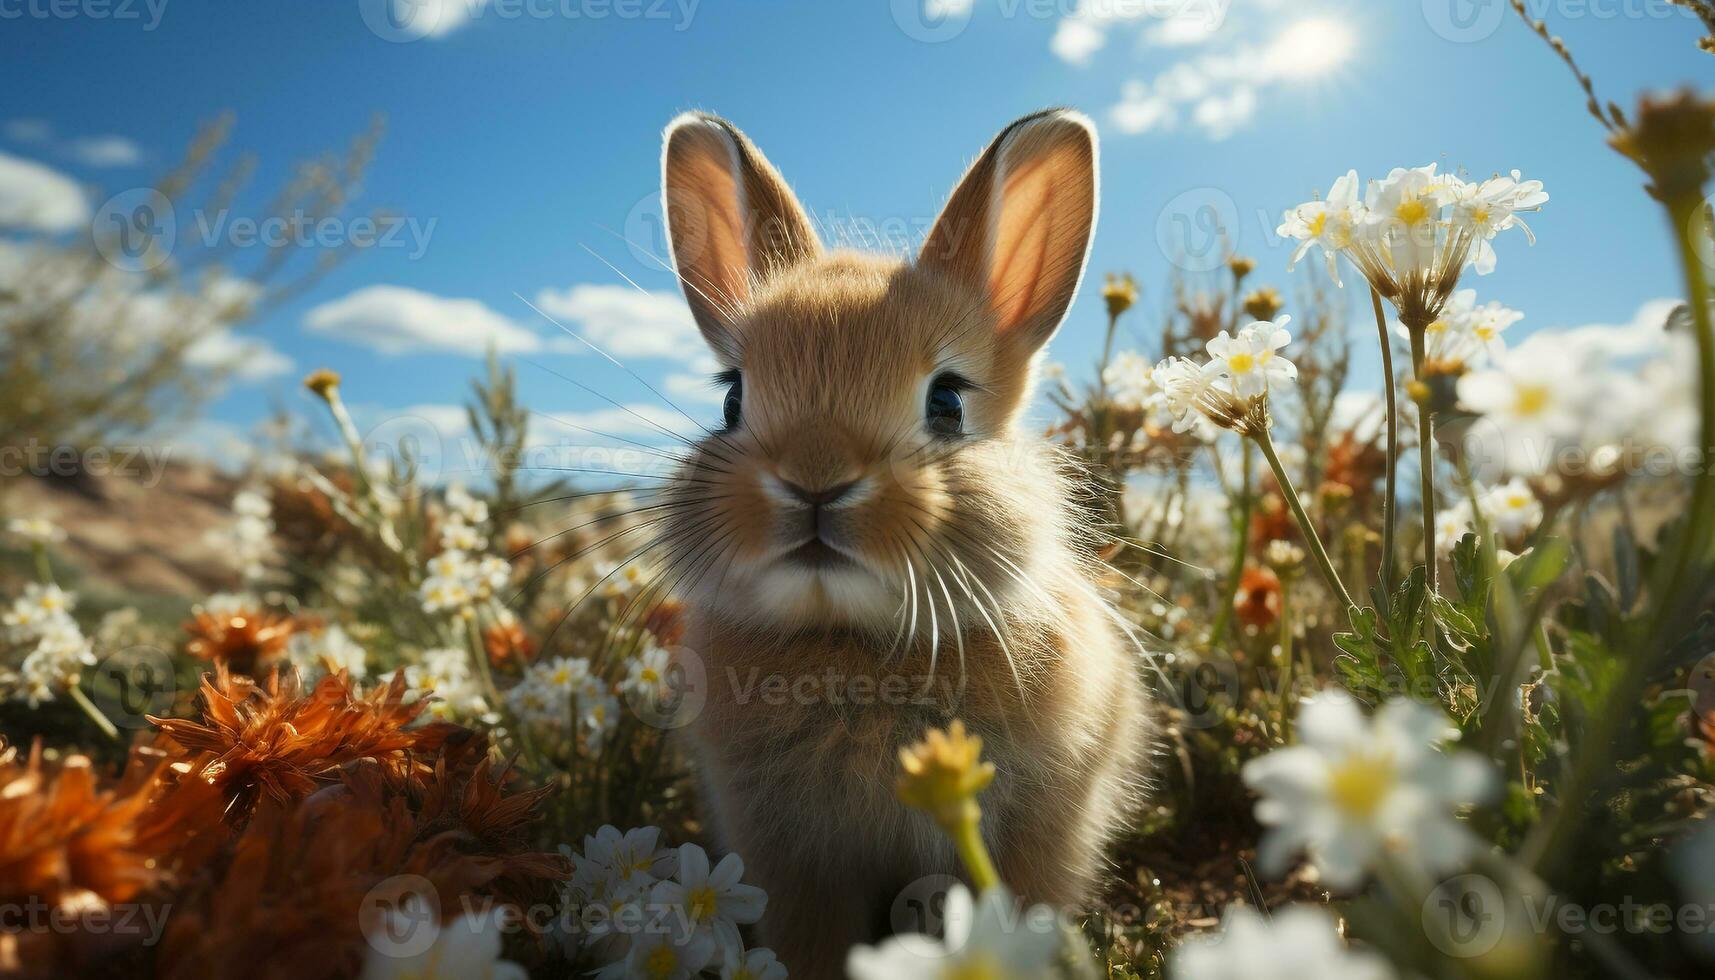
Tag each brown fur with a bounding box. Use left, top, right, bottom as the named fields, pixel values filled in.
left=656, top=109, right=1147, bottom=979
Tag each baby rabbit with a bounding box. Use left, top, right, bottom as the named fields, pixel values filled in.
left=656, top=108, right=1146, bottom=979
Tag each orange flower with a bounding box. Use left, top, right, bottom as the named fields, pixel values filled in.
left=1323, top=429, right=1388, bottom=507
left=483, top=617, right=537, bottom=669
left=183, top=606, right=295, bottom=676
left=641, top=599, right=687, bottom=648
left=149, top=667, right=447, bottom=818
left=1248, top=491, right=1297, bottom=548
left=0, top=742, right=224, bottom=976
left=158, top=746, right=568, bottom=980
left=1233, top=565, right=1283, bottom=632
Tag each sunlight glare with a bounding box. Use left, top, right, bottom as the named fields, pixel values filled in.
left=1267, top=17, right=1356, bottom=80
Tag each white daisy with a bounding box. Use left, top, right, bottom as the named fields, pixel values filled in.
left=1171, top=905, right=1396, bottom=980
left=1241, top=691, right=1495, bottom=890
left=847, top=884, right=1061, bottom=980
left=650, top=843, right=767, bottom=960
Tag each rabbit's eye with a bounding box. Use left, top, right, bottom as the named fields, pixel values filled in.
left=926, top=375, right=966, bottom=437
left=719, top=371, right=742, bottom=431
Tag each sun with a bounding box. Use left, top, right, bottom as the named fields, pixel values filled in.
left=1267, top=17, right=1357, bottom=80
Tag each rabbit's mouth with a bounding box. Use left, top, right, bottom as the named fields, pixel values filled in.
left=781, top=538, right=859, bottom=571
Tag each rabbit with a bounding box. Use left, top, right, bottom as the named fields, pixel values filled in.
left=653, top=108, right=1148, bottom=979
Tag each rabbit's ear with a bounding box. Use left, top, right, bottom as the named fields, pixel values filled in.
left=662, top=113, right=820, bottom=362
left=920, top=109, right=1098, bottom=356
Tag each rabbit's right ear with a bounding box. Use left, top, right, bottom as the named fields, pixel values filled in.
left=661, top=113, right=820, bottom=362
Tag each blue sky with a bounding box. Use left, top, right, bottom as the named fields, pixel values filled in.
left=3, top=0, right=1710, bottom=469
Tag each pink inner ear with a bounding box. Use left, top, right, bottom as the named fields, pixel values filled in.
left=678, top=153, right=751, bottom=312
left=988, top=157, right=1058, bottom=335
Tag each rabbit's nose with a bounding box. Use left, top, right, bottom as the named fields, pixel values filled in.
left=779, top=479, right=858, bottom=508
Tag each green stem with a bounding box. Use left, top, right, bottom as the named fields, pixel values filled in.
left=68, top=683, right=120, bottom=742
left=1371, top=288, right=1400, bottom=603
left=1407, top=324, right=1441, bottom=647
left=1254, top=428, right=1357, bottom=614
left=465, top=613, right=503, bottom=709
left=949, top=814, right=1002, bottom=893
left=31, top=543, right=53, bottom=586
left=1209, top=440, right=1254, bottom=645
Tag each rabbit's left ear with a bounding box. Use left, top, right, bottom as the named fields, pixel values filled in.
left=919, top=109, right=1099, bottom=356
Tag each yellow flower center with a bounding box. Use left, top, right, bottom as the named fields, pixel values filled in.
left=943, top=954, right=1006, bottom=980
left=1227, top=352, right=1256, bottom=374
left=1327, top=752, right=1396, bottom=818
left=1307, top=211, right=1328, bottom=238
left=1470, top=205, right=1492, bottom=226
left=1395, top=198, right=1431, bottom=226
left=640, top=667, right=661, bottom=684
left=1514, top=384, right=1551, bottom=417
left=687, top=885, right=719, bottom=922
left=644, top=945, right=679, bottom=980
left=1506, top=493, right=1529, bottom=509
left=1425, top=318, right=1448, bottom=334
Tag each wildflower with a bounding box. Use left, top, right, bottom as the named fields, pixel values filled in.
left=1282, top=165, right=1546, bottom=327
left=3, top=583, right=76, bottom=640
left=581, top=690, right=621, bottom=754
left=286, top=622, right=368, bottom=679
left=623, top=643, right=675, bottom=707
left=445, top=482, right=490, bottom=526
left=1170, top=905, right=1396, bottom=980
left=721, top=947, right=787, bottom=980
left=1227, top=254, right=1257, bottom=281
left=1479, top=477, right=1544, bottom=541
left=897, top=719, right=996, bottom=833
left=1434, top=500, right=1477, bottom=555
left=1279, top=169, right=1364, bottom=285
left=1233, top=565, right=1283, bottom=632
left=359, top=907, right=526, bottom=980
left=441, top=520, right=485, bottom=552
left=1449, top=170, right=1548, bottom=275
left=1264, top=540, right=1305, bottom=574
left=1102, top=272, right=1139, bottom=317
left=846, top=884, right=1061, bottom=980
left=1205, top=316, right=1297, bottom=398
left=1155, top=318, right=1298, bottom=436
left=0, top=744, right=223, bottom=939
left=1241, top=691, right=1495, bottom=890
left=1242, top=286, right=1284, bottom=322
left=650, top=843, right=767, bottom=960
left=617, top=922, right=715, bottom=980
left=1608, top=88, right=1715, bottom=200
left=12, top=619, right=96, bottom=706
left=149, top=667, right=439, bottom=815
left=1102, top=350, right=1158, bottom=410
left=483, top=613, right=537, bottom=668
left=572, top=825, right=679, bottom=911
left=302, top=367, right=342, bottom=401
left=1410, top=289, right=1524, bottom=372
left=5, top=517, right=65, bottom=544
left=182, top=601, right=295, bottom=676
left=405, top=647, right=491, bottom=721
left=1457, top=341, right=1587, bottom=475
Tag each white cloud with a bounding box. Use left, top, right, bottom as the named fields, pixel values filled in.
left=66, top=136, right=142, bottom=168
left=184, top=329, right=295, bottom=381
left=532, top=284, right=703, bottom=363
left=663, top=371, right=724, bottom=405
left=0, top=151, right=88, bottom=233
left=305, top=285, right=544, bottom=356
left=1050, top=2, right=1352, bottom=140
left=3, top=119, right=51, bottom=144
